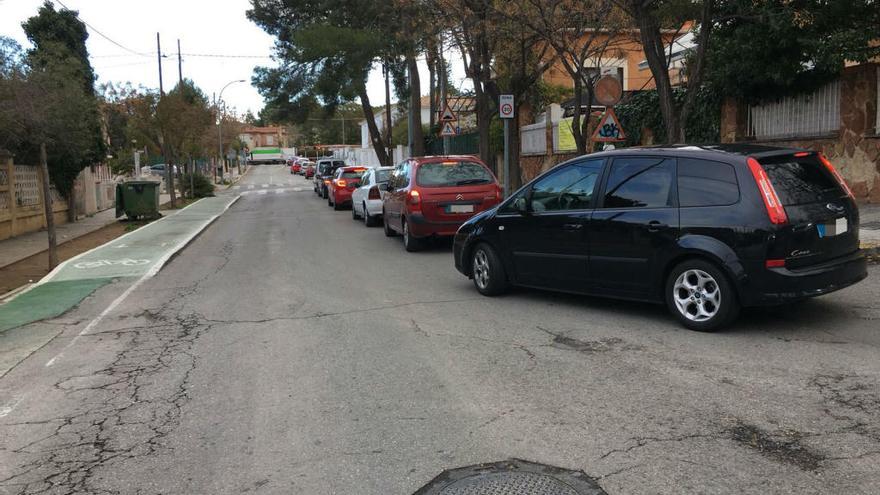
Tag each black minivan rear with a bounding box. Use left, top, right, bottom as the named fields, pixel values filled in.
left=452, top=145, right=867, bottom=332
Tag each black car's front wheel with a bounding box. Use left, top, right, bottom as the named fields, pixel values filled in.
left=471, top=243, right=509, bottom=296
left=665, top=259, right=739, bottom=332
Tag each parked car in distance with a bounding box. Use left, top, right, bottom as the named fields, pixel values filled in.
left=328, top=167, right=367, bottom=210
left=453, top=144, right=867, bottom=332
left=290, top=161, right=302, bottom=175
left=352, top=166, right=393, bottom=226
left=148, top=163, right=178, bottom=175
left=313, top=158, right=346, bottom=198
left=304, top=162, right=316, bottom=179
left=383, top=155, right=502, bottom=252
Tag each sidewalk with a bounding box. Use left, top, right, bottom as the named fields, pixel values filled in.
left=0, top=194, right=173, bottom=270
left=0, top=195, right=239, bottom=333
left=859, top=203, right=880, bottom=246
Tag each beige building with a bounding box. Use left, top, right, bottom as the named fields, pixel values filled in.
left=239, top=126, right=289, bottom=149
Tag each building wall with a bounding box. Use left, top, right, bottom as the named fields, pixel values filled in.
left=541, top=32, right=680, bottom=92
left=721, top=63, right=880, bottom=202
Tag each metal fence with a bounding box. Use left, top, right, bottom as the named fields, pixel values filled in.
left=747, top=80, right=840, bottom=140
left=425, top=132, right=481, bottom=156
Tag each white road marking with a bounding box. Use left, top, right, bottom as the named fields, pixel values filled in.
left=261, top=184, right=269, bottom=188
left=248, top=185, right=255, bottom=190
left=233, top=185, right=241, bottom=190
left=112, top=244, right=128, bottom=249
left=294, top=187, right=302, bottom=192
left=45, top=196, right=242, bottom=368
left=258, top=190, right=268, bottom=195
left=275, top=188, right=286, bottom=194
left=0, top=396, right=24, bottom=418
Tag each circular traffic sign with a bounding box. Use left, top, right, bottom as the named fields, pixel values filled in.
left=594, top=75, right=623, bottom=106
left=501, top=103, right=513, bottom=116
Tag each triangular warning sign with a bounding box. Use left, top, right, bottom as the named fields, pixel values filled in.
left=439, top=104, right=457, bottom=122
left=591, top=108, right=627, bottom=142
left=439, top=121, right=457, bottom=136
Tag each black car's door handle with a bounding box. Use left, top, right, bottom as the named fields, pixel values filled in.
left=647, top=221, right=668, bottom=232
left=562, top=223, right=584, bottom=231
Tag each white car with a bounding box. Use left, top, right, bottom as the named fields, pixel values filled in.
left=351, top=166, right=393, bottom=227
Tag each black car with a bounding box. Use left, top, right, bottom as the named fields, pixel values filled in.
left=313, top=159, right=346, bottom=198
left=453, top=145, right=867, bottom=331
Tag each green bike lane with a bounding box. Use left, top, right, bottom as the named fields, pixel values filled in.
left=0, top=195, right=240, bottom=333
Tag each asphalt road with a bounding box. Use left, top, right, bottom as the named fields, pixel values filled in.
left=2, top=165, right=879, bottom=494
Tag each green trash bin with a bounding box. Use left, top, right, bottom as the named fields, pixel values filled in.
left=116, top=180, right=160, bottom=220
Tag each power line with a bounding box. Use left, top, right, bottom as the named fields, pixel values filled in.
left=52, top=0, right=151, bottom=57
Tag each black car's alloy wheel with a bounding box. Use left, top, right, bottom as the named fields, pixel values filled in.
left=471, top=243, right=509, bottom=296
left=665, top=259, right=739, bottom=332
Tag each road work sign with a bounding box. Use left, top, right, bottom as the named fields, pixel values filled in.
left=591, top=108, right=627, bottom=142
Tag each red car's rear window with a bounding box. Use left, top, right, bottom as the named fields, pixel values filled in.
left=416, top=161, right=493, bottom=187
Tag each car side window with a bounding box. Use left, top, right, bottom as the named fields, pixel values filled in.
left=362, top=172, right=371, bottom=187
left=399, top=162, right=411, bottom=188
left=603, top=157, right=675, bottom=209
left=529, top=160, right=604, bottom=212
left=677, top=158, right=739, bottom=207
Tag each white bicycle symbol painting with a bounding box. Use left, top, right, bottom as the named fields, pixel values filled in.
left=73, top=259, right=151, bottom=269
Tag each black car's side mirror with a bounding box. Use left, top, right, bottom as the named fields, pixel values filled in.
left=513, top=196, right=530, bottom=215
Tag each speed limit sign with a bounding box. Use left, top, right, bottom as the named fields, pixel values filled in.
left=499, top=94, right=514, bottom=119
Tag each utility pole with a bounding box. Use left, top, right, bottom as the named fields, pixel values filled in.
left=177, top=39, right=183, bottom=85
left=407, top=61, right=415, bottom=159
left=156, top=33, right=164, bottom=95
left=383, top=62, right=393, bottom=166
left=38, top=143, right=57, bottom=270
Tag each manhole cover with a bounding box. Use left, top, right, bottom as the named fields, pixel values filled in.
left=413, top=459, right=606, bottom=495
left=861, top=221, right=880, bottom=231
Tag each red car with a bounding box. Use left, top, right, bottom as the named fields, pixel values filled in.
left=328, top=166, right=367, bottom=211
left=304, top=162, right=315, bottom=178
left=290, top=161, right=302, bottom=174
left=382, top=156, right=502, bottom=251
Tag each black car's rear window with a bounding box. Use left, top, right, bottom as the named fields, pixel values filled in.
left=416, top=161, right=493, bottom=187
left=760, top=155, right=843, bottom=206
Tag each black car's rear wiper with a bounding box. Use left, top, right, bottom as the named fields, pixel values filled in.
left=456, top=178, right=491, bottom=185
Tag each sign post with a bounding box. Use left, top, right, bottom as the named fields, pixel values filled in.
left=499, top=94, right=514, bottom=197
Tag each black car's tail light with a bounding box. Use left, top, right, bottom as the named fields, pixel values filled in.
left=747, top=157, right=788, bottom=225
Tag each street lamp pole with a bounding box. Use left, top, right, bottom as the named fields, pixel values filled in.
left=218, top=79, right=245, bottom=182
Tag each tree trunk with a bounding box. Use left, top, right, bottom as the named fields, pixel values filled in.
left=384, top=62, right=393, bottom=166
left=38, top=143, right=57, bottom=270
left=572, top=76, right=586, bottom=154
left=407, top=53, right=425, bottom=157
left=356, top=80, right=390, bottom=166
left=67, top=186, right=76, bottom=223
left=633, top=6, right=682, bottom=143
left=427, top=43, right=437, bottom=131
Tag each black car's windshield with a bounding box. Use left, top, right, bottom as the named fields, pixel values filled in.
left=417, top=161, right=493, bottom=187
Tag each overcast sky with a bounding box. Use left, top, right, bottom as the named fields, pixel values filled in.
left=0, top=0, right=468, bottom=118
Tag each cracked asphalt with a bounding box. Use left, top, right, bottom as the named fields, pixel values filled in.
left=1, top=164, right=879, bottom=494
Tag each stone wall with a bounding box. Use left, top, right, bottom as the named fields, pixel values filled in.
left=721, top=63, right=880, bottom=202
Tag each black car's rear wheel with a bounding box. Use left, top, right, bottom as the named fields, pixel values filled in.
left=665, top=259, right=739, bottom=332
left=471, top=243, right=509, bottom=296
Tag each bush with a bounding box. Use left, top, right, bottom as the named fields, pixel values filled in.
left=180, top=173, right=214, bottom=198
left=616, top=86, right=721, bottom=146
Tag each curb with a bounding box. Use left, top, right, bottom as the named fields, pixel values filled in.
left=223, top=166, right=252, bottom=190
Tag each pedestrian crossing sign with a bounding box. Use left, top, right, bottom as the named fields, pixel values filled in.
left=440, top=122, right=458, bottom=136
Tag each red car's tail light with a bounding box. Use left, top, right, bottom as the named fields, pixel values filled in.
left=747, top=158, right=787, bottom=225
left=368, top=186, right=381, bottom=200
left=335, top=179, right=347, bottom=187
left=408, top=190, right=421, bottom=207
left=818, top=154, right=855, bottom=200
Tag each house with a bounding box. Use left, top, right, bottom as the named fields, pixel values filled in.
left=239, top=126, right=289, bottom=149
